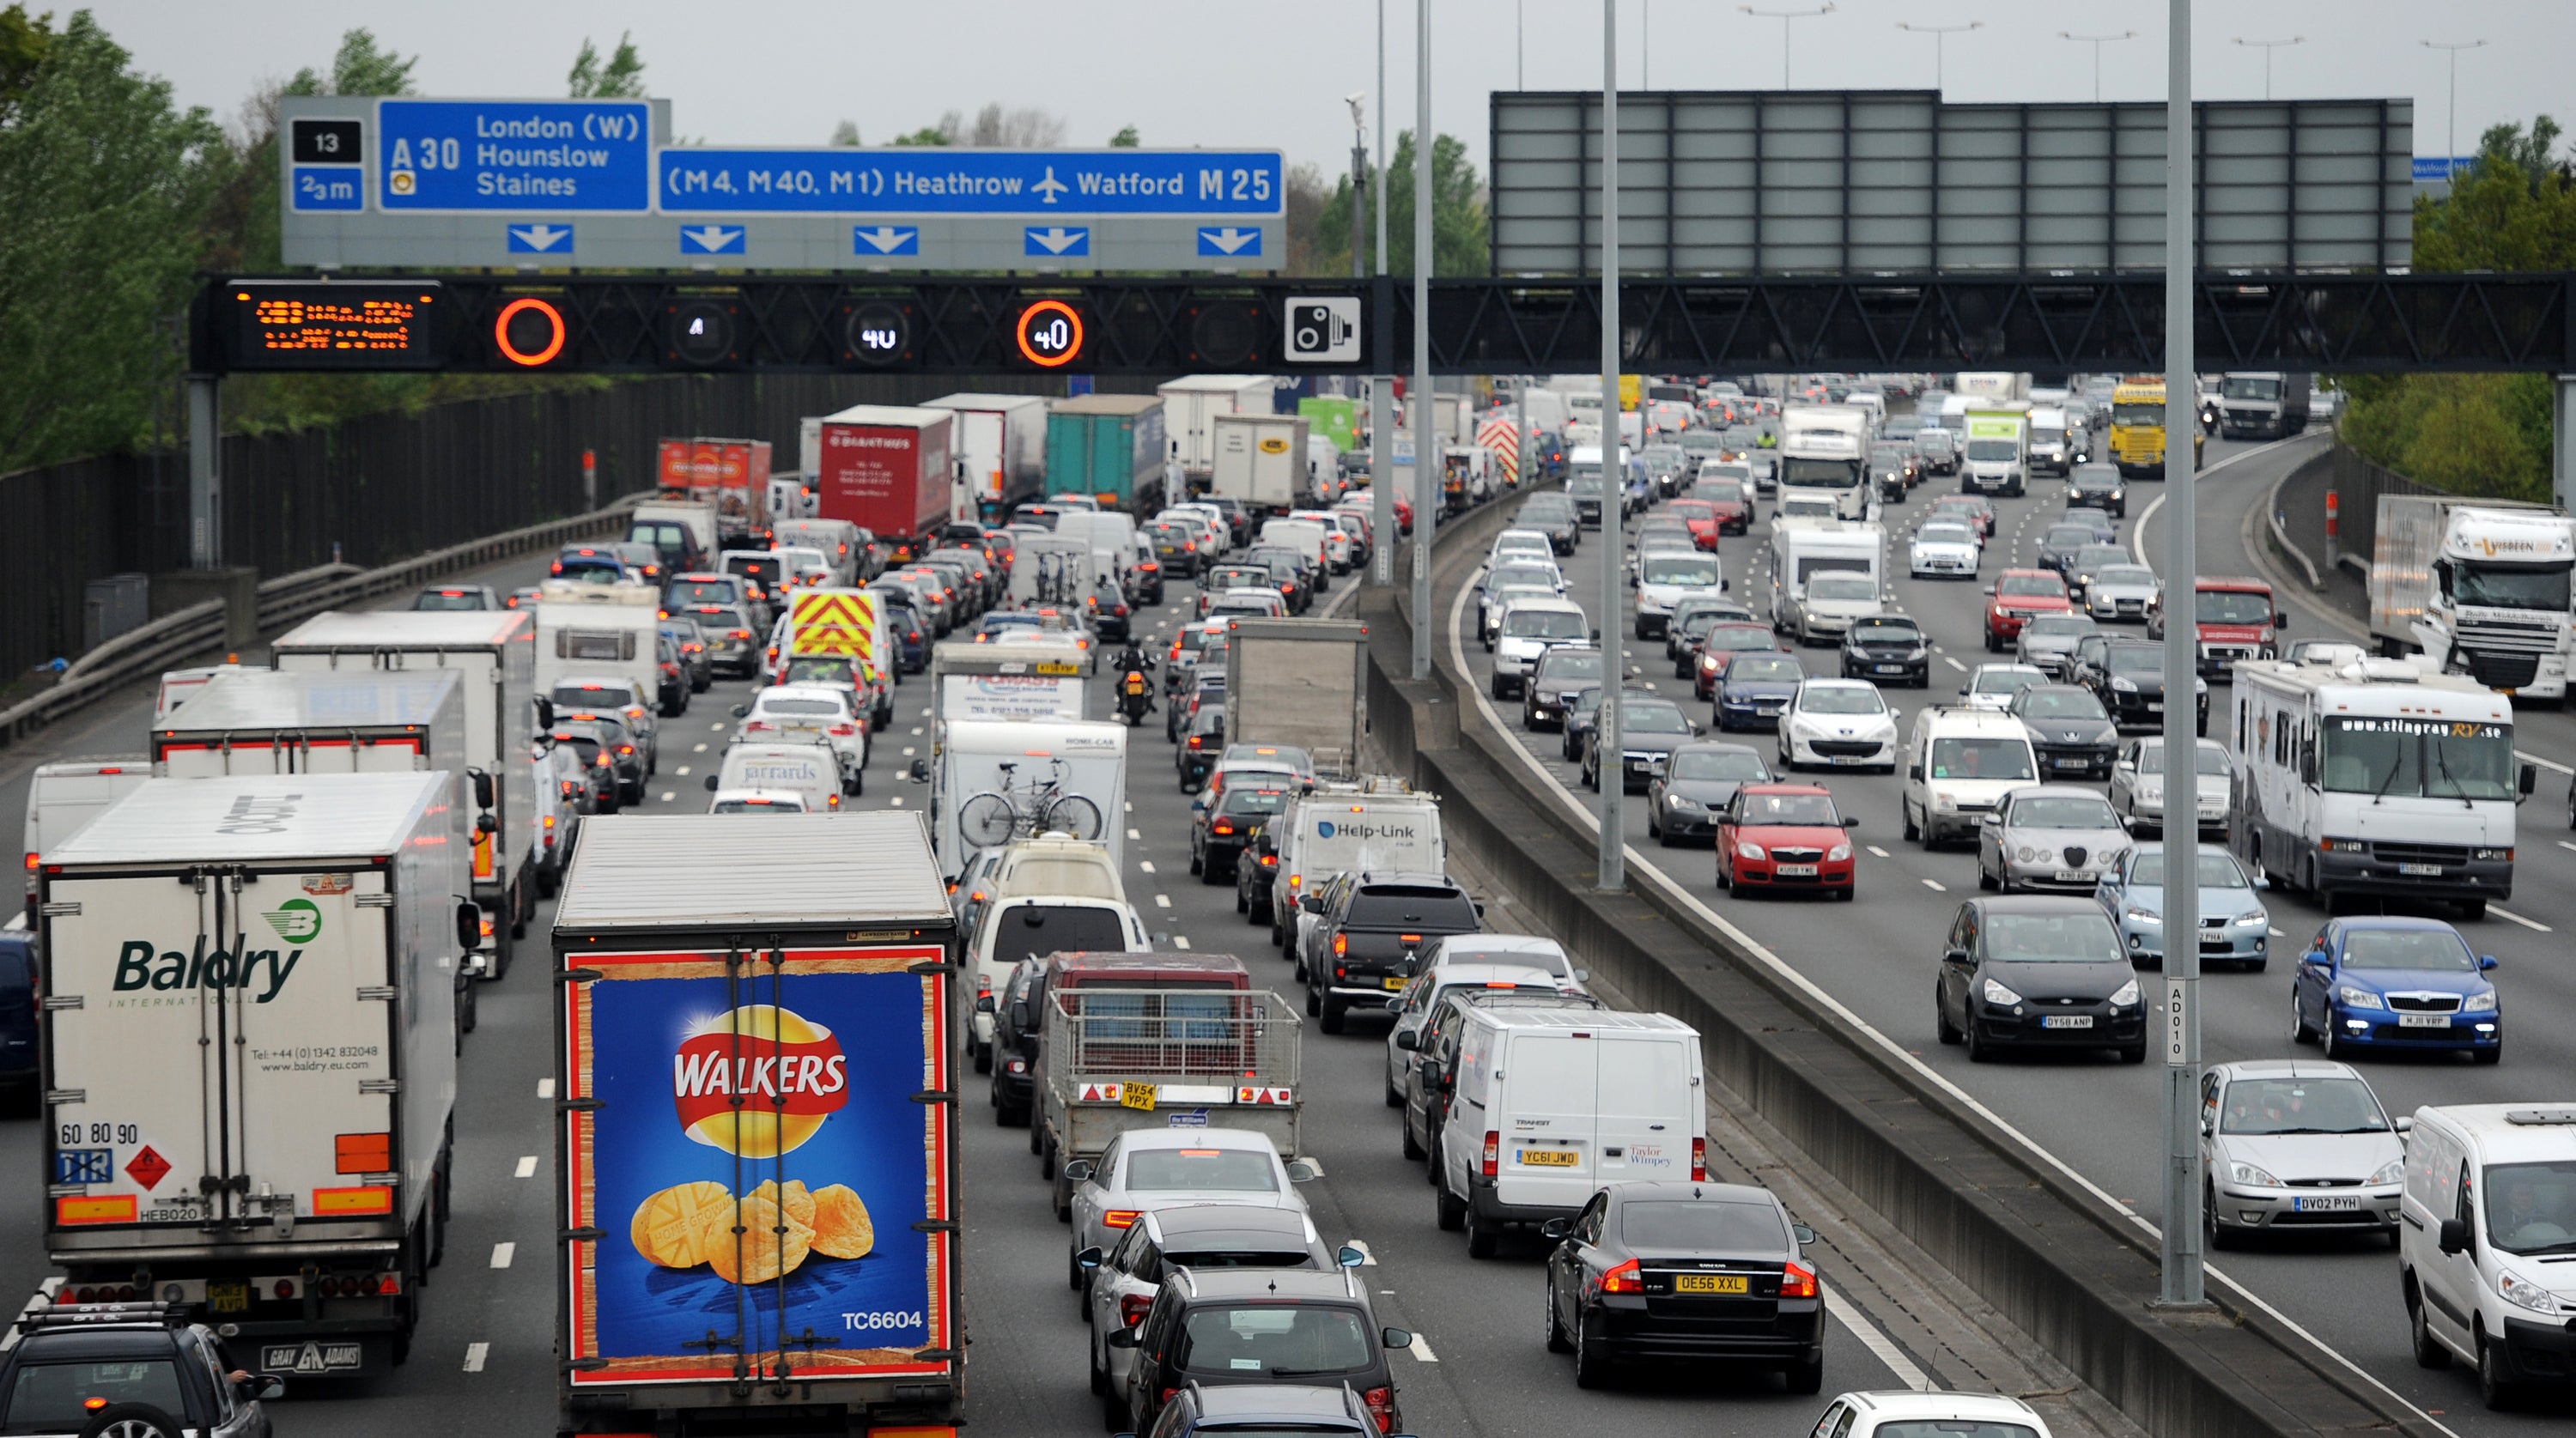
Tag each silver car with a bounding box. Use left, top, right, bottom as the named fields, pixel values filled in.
left=2201, top=1059, right=2406, bottom=1248
left=1977, top=785, right=2131, bottom=895
left=2015, top=613, right=2099, bottom=679
left=2093, top=841, right=2270, bottom=969
left=1060, top=1127, right=1315, bottom=1300
left=2084, top=564, right=2161, bottom=623
left=2107, top=737, right=2231, bottom=839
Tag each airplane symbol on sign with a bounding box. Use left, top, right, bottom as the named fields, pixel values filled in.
left=507, top=223, right=573, bottom=253
left=1032, top=166, right=1068, bottom=204
left=854, top=225, right=919, bottom=256
left=1024, top=226, right=1089, bottom=257
left=680, top=224, right=746, bottom=254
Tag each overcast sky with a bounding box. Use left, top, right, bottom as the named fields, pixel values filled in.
left=86, top=0, right=2572, bottom=174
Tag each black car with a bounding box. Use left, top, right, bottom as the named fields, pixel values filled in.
left=1523, top=645, right=1608, bottom=731
left=1109, top=1268, right=1409, bottom=1438
left=2069, top=462, right=2127, bottom=516
left=1567, top=473, right=1608, bottom=526
left=1176, top=703, right=1228, bottom=789
left=1667, top=598, right=1754, bottom=670
left=0, top=1302, right=283, bottom=1437
left=1192, top=780, right=1291, bottom=883
left=1540, top=1180, right=1825, bottom=1392
left=1088, top=580, right=1133, bottom=642
left=677, top=603, right=758, bottom=678
left=1646, top=741, right=1773, bottom=846
left=2063, top=543, right=2130, bottom=603
left=871, top=592, right=931, bottom=674
left=2035, top=524, right=2097, bottom=579
left=1236, top=822, right=1286, bottom=923
left=1243, top=546, right=1311, bottom=612
left=1518, top=495, right=1582, bottom=553
left=1933, top=895, right=2148, bottom=1063
left=2008, top=683, right=2120, bottom=780
left=0, top=931, right=35, bottom=1101
left=551, top=715, right=641, bottom=808
left=1299, top=871, right=1481, bottom=1033
left=2073, top=637, right=2207, bottom=733
left=986, top=957, right=1048, bottom=1126
left=1580, top=693, right=1700, bottom=792
left=1558, top=685, right=1607, bottom=762
left=1839, top=615, right=1929, bottom=688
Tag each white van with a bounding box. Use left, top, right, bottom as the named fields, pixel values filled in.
left=703, top=740, right=841, bottom=814
left=1257, top=518, right=1333, bottom=587
left=20, top=757, right=150, bottom=914
left=1900, top=707, right=2040, bottom=846
left=1433, top=1009, right=1706, bottom=1256
left=2399, top=1104, right=2576, bottom=1406
left=771, top=519, right=867, bottom=586
left=1267, top=785, right=1445, bottom=954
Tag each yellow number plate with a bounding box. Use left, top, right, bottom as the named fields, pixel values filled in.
left=208, top=1281, right=250, bottom=1314
left=1120, top=1082, right=1157, bottom=1112
left=1518, top=1148, right=1580, bottom=1168
left=1383, top=977, right=1407, bottom=991
left=1672, top=1274, right=1750, bottom=1295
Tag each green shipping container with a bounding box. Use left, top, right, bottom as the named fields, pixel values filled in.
left=1044, top=395, right=1168, bottom=512
left=1298, top=397, right=1361, bottom=453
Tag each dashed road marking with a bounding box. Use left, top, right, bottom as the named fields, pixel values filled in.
left=1154, top=895, right=1172, bottom=908
left=2561, top=840, right=2576, bottom=855
left=710, top=722, right=725, bottom=731
left=1173, top=936, right=1192, bottom=950
left=1408, top=1332, right=1439, bottom=1362
left=1346, top=1238, right=1379, bottom=1265
left=1921, top=878, right=1947, bottom=891
left=1866, top=845, right=1890, bottom=858
left=1128, top=828, right=1142, bottom=840
left=538, top=1078, right=556, bottom=1099
left=1943, top=657, right=1967, bottom=671
left=910, top=727, right=924, bottom=737
left=891, top=797, right=905, bottom=807
left=463, top=1341, right=489, bottom=1373
left=692, top=743, right=708, bottom=753
left=902, top=747, right=915, bottom=756
left=490, top=1242, right=515, bottom=1270
left=1138, top=861, right=1157, bottom=874
left=659, top=792, right=675, bottom=803
left=674, top=766, right=690, bottom=776
left=514, top=1156, right=538, bottom=1179
left=2489, top=906, right=2552, bottom=933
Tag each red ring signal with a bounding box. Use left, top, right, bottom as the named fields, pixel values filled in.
left=494, top=296, right=568, bottom=367
left=1015, top=299, right=1084, bottom=368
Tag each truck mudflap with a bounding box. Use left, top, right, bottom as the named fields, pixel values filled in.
left=557, top=942, right=961, bottom=1424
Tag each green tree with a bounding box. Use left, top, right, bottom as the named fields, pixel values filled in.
left=285, top=27, right=416, bottom=100
left=891, top=110, right=959, bottom=147
left=1308, top=130, right=1486, bottom=277
left=0, top=3, right=52, bottom=122
left=829, top=118, right=860, bottom=146
left=0, top=12, right=220, bottom=470
left=1109, top=124, right=1139, bottom=148
left=567, top=32, right=646, bottom=99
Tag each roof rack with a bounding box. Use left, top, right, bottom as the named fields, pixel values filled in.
left=14, top=1300, right=190, bottom=1337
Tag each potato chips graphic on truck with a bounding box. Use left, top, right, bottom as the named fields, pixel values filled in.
left=551, top=810, right=961, bottom=1436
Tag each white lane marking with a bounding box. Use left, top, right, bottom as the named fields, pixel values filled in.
left=490, top=1242, right=515, bottom=1269
left=1827, top=1288, right=1931, bottom=1390
left=1138, top=861, right=1157, bottom=874
left=2489, top=906, right=2552, bottom=933
left=1346, top=1238, right=1380, bottom=1265
left=910, top=726, right=924, bottom=737
left=1125, top=802, right=1134, bottom=813
left=1942, top=656, right=1966, bottom=672
left=463, top=1341, right=489, bottom=1374
left=2561, top=840, right=2576, bottom=855
left=2527, top=751, right=2574, bottom=775
left=1298, top=1154, right=1327, bottom=1176
left=513, top=1156, right=538, bottom=1179
left=675, top=766, right=690, bottom=776
left=2130, top=432, right=2315, bottom=571
left=1128, top=828, right=1143, bottom=840
left=902, top=747, right=915, bottom=757
left=891, top=797, right=905, bottom=807
left=1407, top=1332, right=1439, bottom=1362
left=1173, top=936, right=1192, bottom=950
left=710, top=722, right=725, bottom=731
left=1866, top=845, right=1890, bottom=858
left=659, top=791, right=675, bottom=803
left=2270, top=927, right=2287, bottom=938
left=538, top=1078, right=556, bottom=1099
left=692, top=743, right=708, bottom=753
left=1154, top=895, right=1172, bottom=908
left=1439, top=539, right=2467, bottom=1438
left=1920, top=878, right=1946, bottom=891
left=920, top=707, right=933, bottom=717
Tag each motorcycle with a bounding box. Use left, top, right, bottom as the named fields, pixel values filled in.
left=1116, top=664, right=1155, bottom=727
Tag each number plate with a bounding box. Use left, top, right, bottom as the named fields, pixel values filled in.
left=2054, top=871, right=2094, bottom=883
left=2292, top=1194, right=2362, bottom=1212
left=208, top=1281, right=249, bottom=1315
left=1519, top=1148, right=1580, bottom=1168
left=1874, top=664, right=1907, bottom=674
left=1777, top=863, right=1819, bottom=877
left=1383, top=977, right=1407, bottom=991
left=2397, top=1012, right=2452, bottom=1028
left=1672, top=1273, right=1752, bottom=1295
left=2146, top=701, right=2165, bottom=713
left=1830, top=755, right=1866, bottom=766
left=2051, top=757, right=2087, bottom=769
left=2041, top=1014, right=2095, bottom=1029
left=1120, top=1082, right=1158, bottom=1111
left=2397, top=863, right=2442, bottom=877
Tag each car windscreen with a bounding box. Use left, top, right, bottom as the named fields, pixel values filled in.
left=551, top=683, right=635, bottom=709
left=784, top=658, right=855, bottom=685
left=1538, top=652, right=1606, bottom=682
left=2017, top=688, right=2105, bottom=719
left=1965, top=439, right=2019, bottom=461
left=712, top=798, right=805, bottom=813
left=1618, top=1198, right=1788, bottom=1253
left=2103, top=646, right=2164, bottom=674
left=2218, top=1077, right=2388, bottom=1136
left=2135, top=742, right=2230, bottom=776
left=414, top=590, right=487, bottom=610
left=2095, top=567, right=2155, bottom=589
left=1174, top=1303, right=1373, bottom=1378
left=2482, top=1161, right=2576, bottom=1257
left=1504, top=609, right=1588, bottom=640
left=1806, top=575, right=1876, bottom=602
left=1123, top=1147, right=1279, bottom=1192
left=1346, top=889, right=1478, bottom=930
left=2127, top=852, right=2250, bottom=889
left=1670, top=749, right=1769, bottom=781
left=1736, top=792, right=1838, bottom=825
left=2043, top=526, right=2097, bottom=549
left=1917, top=525, right=1973, bottom=546
left=991, top=906, right=1130, bottom=965
left=1971, top=668, right=2044, bottom=695
left=2195, top=588, right=2281, bottom=623
left=2008, top=794, right=2119, bottom=828
left=1619, top=704, right=1691, bottom=734
left=2022, top=616, right=2094, bottom=638
left=2339, top=928, right=2476, bottom=972
left=1798, top=686, right=1883, bottom=715
left=1728, top=655, right=1803, bottom=683
left=1849, top=620, right=1921, bottom=644
left=1997, top=575, right=2063, bottom=598
left=1928, top=737, right=2034, bottom=781
left=1984, top=912, right=2122, bottom=962
left=1219, top=790, right=1292, bottom=816
left=754, top=699, right=845, bottom=718
left=1706, top=626, right=1775, bottom=652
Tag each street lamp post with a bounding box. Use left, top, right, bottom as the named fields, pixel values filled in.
left=2421, top=39, right=2488, bottom=174
left=2233, top=36, right=2303, bottom=101
left=1597, top=0, right=1625, bottom=892
left=1370, top=0, right=1394, bottom=588
left=1346, top=94, right=1368, bottom=282
left=1895, top=20, right=1982, bottom=95
left=2058, top=29, right=2137, bottom=104
left=1740, top=3, right=1835, bottom=90
left=1411, top=0, right=1435, bottom=679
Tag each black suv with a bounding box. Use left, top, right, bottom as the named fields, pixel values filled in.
left=0, top=1300, right=284, bottom=1438
left=986, top=958, right=1048, bottom=1127
left=1108, top=1267, right=1411, bottom=1438
left=1297, top=871, right=1481, bottom=1034
left=2071, top=636, right=2208, bottom=734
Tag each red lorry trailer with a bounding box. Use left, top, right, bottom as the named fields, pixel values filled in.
left=811, top=406, right=954, bottom=566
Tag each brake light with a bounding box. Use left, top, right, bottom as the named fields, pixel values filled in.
left=1261, top=854, right=1277, bottom=867
left=596, top=755, right=611, bottom=768
left=1332, top=932, right=1346, bottom=957
left=733, top=629, right=752, bottom=640
left=1103, top=1210, right=1141, bottom=1229
left=1120, top=1293, right=1154, bottom=1328
left=1691, top=1136, right=1706, bottom=1182
left=1399, top=933, right=1422, bottom=944
left=1362, top=1386, right=1395, bottom=1432
left=828, top=723, right=858, bottom=737
left=478, top=913, right=495, bottom=939
left=1598, top=1258, right=1644, bottom=1295
left=1481, top=1130, right=1500, bottom=1178
left=1287, top=874, right=1302, bottom=889
left=543, top=816, right=556, bottom=830
left=21, top=853, right=33, bottom=871
left=1780, top=1259, right=1819, bottom=1299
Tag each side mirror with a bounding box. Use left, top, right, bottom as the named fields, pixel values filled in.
left=1979, top=812, right=2002, bottom=825
left=2275, top=612, right=2289, bottom=629
left=1077, top=1245, right=1103, bottom=1270
left=2252, top=876, right=2269, bottom=891
left=1382, top=1326, right=1414, bottom=1350
left=1338, top=1244, right=1367, bottom=1268
left=1590, top=628, right=1602, bottom=642
left=247, top=1375, right=286, bottom=1402
left=1540, top=1217, right=1571, bottom=1241
left=1383, top=995, right=1405, bottom=1010
left=730, top=703, right=749, bottom=718
left=533, top=696, right=556, bottom=729
left=1942, top=947, right=1970, bottom=964
left=704, top=774, right=720, bottom=792
left=454, top=900, right=482, bottom=951
left=2395, top=1115, right=2415, bottom=1133
left=1285, top=1160, right=1319, bottom=1183
left=2479, top=954, right=2499, bottom=971
left=469, top=768, right=496, bottom=810
left=1473, top=900, right=1487, bottom=919
left=1105, top=1328, right=1139, bottom=1350
left=1060, top=1159, right=1096, bottom=1184
left=1418, top=1059, right=1445, bottom=1089
left=1981, top=585, right=1996, bottom=595
left=2438, top=1217, right=2470, bottom=1255
left=908, top=759, right=931, bottom=783
left=1792, top=1223, right=1816, bottom=1246
left=1299, top=894, right=1323, bottom=913
left=1842, top=816, right=1860, bottom=828
left=1909, top=763, right=1925, bottom=780
left=973, top=994, right=997, bottom=1013
left=1394, top=1028, right=1420, bottom=1051
left=2518, top=762, right=2538, bottom=797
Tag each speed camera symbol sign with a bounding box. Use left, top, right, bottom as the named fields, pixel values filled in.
left=1283, top=297, right=1361, bottom=364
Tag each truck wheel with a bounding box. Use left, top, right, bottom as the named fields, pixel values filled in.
left=1320, top=998, right=1346, bottom=1035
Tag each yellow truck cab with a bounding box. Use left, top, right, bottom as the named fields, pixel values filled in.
left=2108, top=379, right=2204, bottom=480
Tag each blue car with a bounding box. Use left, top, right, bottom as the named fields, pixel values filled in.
left=2289, top=915, right=2500, bottom=1063
left=1715, top=652, right=1805, bottom=731
left=871, top=591, right=931, bottom=674
left=0, top=932, right=34, bottom=1101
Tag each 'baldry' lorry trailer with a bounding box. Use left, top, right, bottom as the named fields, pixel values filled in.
left=922, top=393, right=1048, bottom=524
left=2369, top=495, right=2576, bottom=703
left=39, top=772, right=471, bottom=1376
left=1207, top=412, right=1315, bottom=517
left=1046, top=395, right=1168, bottom=513
left=1223, top=618, right=1367, bottom=778
left=1157, top=375, right=1274, bottom=486
left=805, top=404, right=956, bottom=565
left=550, top=811, right=961, bottom=1438
left=270, top=610, right=538, bottom=980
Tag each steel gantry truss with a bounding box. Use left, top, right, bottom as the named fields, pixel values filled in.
left=197, top=271, right=2572, bottom=377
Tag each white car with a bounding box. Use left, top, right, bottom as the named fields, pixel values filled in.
left=1777, top=677, right=1899, bottom=773
left=1492, top=597, right=1592, bottom=699
left=1478, top=561, right=1568, bottom=646
left=2083, top=563, right=2161, bottom=622
left=1959, top=663, right=2048, bottom=713
left=1060, top=1126, right=1316, bottom=1298
left=1632, top=548, right=1727, bottom=640
left=734, top=683, right=868, bottom=792
left=534, top=739, right=587, bottom=897
left=1291, top=509, right=1357, bottom=573
left=1907, top=521, right=1982, bottom=579
left=1485, top=528, right=1558, bottom=571
left=1808, top=1392, right=2057, bottom=1438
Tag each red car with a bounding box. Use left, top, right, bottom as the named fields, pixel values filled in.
left=1716, top=783, right=1858, bottom=900
left=2148, top=574, right=2284, bottom=679
left=1694, top=622, right=1785, bottom=700
left=1692, top=478, right=1753, bottom=535
left=1984, top=569, right=2073, bottom=651
left=1665, top=499, right=1723, bottom=551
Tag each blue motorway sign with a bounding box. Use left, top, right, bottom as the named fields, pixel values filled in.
left=2412, top=155, right=2479, bottom=182
left=377, top=100, right=651, bottom=210
left=660, top=149, right=1282, bottom=215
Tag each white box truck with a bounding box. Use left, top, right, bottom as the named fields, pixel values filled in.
left=927, top=719, right=1127, bottom=878
left=36, top=772, right=470, bottom=1376
left=270, top=610, right=538, bottom=978
left=1224, top=618, right=1367, bottom=778
left=1158, top=375, right=1275, bottom=487
left=2368, top=495, right=2576, bottom=703
left=1959, top=409, right=2031, bottom=496
left=1209, top=412, right=1314, bottom=516
left=923, top=391, right=1048, bottom=523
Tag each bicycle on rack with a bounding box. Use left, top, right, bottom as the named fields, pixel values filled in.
left=957, top=758, right=1105, bottom=846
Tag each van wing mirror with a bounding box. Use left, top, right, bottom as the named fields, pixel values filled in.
left=468, top=768, right=495, bottom=810
left=1382, top=1326, right=1414, bottom=1350
left=704, top=774, right=720, bottom=792
left=532, top=696, right=556, bottom=730
left=2518, top=762, right=2538, bottom=797
left=2438, top=1217, right=2470, bottom=1255
left=454, top=900, right=482, bottom=951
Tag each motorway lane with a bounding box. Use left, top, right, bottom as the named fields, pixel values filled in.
left=1446, top=452, right=2576, bottom=1433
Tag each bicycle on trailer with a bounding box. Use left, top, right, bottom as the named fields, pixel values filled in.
left=957, top=757, right=1105, bottom=846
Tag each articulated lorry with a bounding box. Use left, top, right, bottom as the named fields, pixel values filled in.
left=1046, top=395, right=1169, bottom=513
left=2369, top=495, right=2576, bottom=703
left=1159, top=375, right=1274, bottom=488
left=1223, top=618, right=1368, bottom=779
left=1208, top=412, right=1315, bottom=517
left=2218, top=372, right=2312, bottom=441
left=805, top=405, right=956, bottom=566
left=38, top=773, right=470, bottom=1375
left=923, top=392, right=1048, bottom=524
left=652, top=439, right=771, bottom=547
left=550, top=811, right=963, bottom=1437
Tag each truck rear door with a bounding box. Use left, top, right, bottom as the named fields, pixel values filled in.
left=45, top=867, right=397, bottom=1237
left=1494, top=1033, right=1599, bottom=1210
